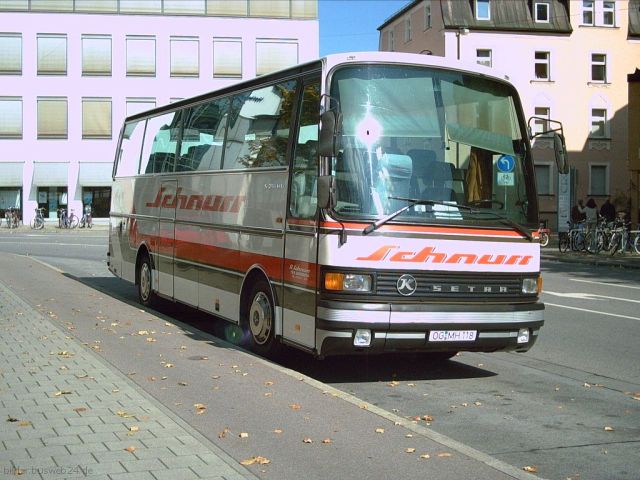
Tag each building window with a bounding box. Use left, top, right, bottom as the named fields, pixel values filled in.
left=404, top=16, right=412, bottom=42
left=82, top=98, right=112, bottom=139
left=126, top=97, right=156, bottom=117
left=590, top=108, right=609, bottom=138
left=388, top=30, right=394, bottom=51
left=603, top=1, right=615, bottom=26
left=213, top=38, right=242, bottom=77
left=476, top=49, right=492, bottom=67
left=164, top=0, right=205, bottom=15
left=75, top=0, right=118, bottom=13
left=590, top=53, right=607, bottom=83
left=37, top=34, right=67, bottom=75
left=81, top=186, right=111, bottom=218
left=425, top=3, right=431, bottom=29
left=534, top=51, right=550, bottom=80
left=249, top=0, right=289, bottom=17
left=82, top=35, right=111, bottom=76
left=534, top=2, right=549, bottom=22
left=32, top=0, right=73, bottom=11
left=206, top=0, right=248, bottom=16
left=0, top=0, right=28, bottom=10
left=126, top=36, right=155, bottom=76
left=37, top=97, right=67, bottom=139
left=533, top=106, right=550, bottom=136
left=0, top=33, right=21, bottom=75
left=292, top=0, right=317, bottom=19
left=256, top=40, right=297, bottom=76
left=170, top=37, right=199, bottom=77
left=582, top=0, right=594, bottom=25
left=589, top=164, right=608, bottom=195
left=0, top=97, right=22, bottom=138
left=534, top=164, right=553, bottom=195
left=476, top=0, right=490, bottom=20
left=120, top=0, right=161, bottom=14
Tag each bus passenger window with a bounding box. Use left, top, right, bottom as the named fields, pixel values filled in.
left=224, top=80, right=296, bottom=170
left=178, top=98, right=228, bottom=172
left=289, top=80, right=320, bottom=219
left=139, top=111, right=182, bottom=174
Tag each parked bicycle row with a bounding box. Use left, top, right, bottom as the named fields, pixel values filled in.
left=558, top=215, right=640, bottom=256
left=4, top=206, right=93, bottom=230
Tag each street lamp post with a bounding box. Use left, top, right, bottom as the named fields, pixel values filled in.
left=456, top=27, right=469, bottom=60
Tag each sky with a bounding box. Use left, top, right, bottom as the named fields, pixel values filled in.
left=319, top=0, right=410, bottom=56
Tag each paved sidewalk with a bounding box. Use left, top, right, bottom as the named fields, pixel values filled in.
left=0, top=281, right=254, bottom=480
left=541, top=243, right=640, bottom=269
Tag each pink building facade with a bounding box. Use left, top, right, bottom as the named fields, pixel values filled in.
left=0, top=0, right=319, bottom=224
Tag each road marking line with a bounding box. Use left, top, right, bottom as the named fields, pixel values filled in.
left=545, top=291, right=640, bottom=304
left=545, top=302, right=640, bottom=321
left=0, top=241, right=104, bottom=247
left=570, top=278, right=640, bottom=290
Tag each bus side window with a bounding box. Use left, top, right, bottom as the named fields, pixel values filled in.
left=139, top=111, right=181, bottom=174
left=289, top=81, right=320, bottom=219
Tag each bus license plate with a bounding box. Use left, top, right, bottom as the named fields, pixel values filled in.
left=429, top=330, right=477, bottom=342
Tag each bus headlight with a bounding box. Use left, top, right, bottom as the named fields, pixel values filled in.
left=522, top=277, right=541, bottom=295
left=325, top=273, right=372, bottom=292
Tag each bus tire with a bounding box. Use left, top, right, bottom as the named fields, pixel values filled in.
left=137, top=253, right=157, bottom=308
left=243, top=280, right=280, bottom=357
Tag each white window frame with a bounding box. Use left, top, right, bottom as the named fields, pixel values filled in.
left=588, top=163, right=609, bottom=196
left=37, top=34, right=67, bottom=75
left=213, top=38, right=242, bottom=77
left=534, top=2, right=549, bottom=23
left=81, top=35, right=111, bottom=76
left=533, top=106, right=551, bottom=136
left=126, top=36, right=156, bottom=77
left=404, top=16, right=412, bottom=42
left=534, top=51, right=550, bottom=80
left=476, top=0, right=490, bottom=20
left=0, top=97, right=22, bottom=138
left=602, top=1, right=615, bottom=26
left=582, top=0, right=594, bottom=25
left=170, top=36, right=199, bottom=77
left=476, top=49, right=492, bottom=67
left=425, top=3, right=431, bottom=29
left=0, top=33, right=21, bottom=75
left=82, top=97, right=112, bottom=139
left=589, top=107, right=609, bottom=138
left=534, top=162, right=554, bottom=195
left=590, top=53, right=607, bottom=83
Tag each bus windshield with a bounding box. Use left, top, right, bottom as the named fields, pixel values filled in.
left=329, top=65, right=537, bottom=226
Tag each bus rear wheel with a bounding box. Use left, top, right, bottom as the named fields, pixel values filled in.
left=243, top=281, right=281, bottom=357
left=137, top=254, right=157, bottom=308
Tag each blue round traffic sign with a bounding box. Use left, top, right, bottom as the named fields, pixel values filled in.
left=497, top=155, right=515, bottom=173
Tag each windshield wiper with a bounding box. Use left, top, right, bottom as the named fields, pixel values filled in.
left=362, top=196, right=533, bottom=241
left=363, top=196, right=475, bottom=235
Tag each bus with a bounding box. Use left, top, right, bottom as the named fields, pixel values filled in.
left=108, top=52, right=567, bottom=359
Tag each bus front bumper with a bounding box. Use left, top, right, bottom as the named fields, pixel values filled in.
left=315, top=301, right=544, bottom=357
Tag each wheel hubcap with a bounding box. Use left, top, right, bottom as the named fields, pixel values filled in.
left=249, top=292, right=272, bottom=345
left=140, top=263, right=151, bottom=301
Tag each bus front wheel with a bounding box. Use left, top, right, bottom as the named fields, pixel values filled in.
left=137, top=254, right=157, bottom=308
left=243, top=281, right=281, bottom=357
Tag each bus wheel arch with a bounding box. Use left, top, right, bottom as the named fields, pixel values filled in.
left=240, top=269, right=281, bottom=357
left=136, top=246, right=157, bottom=308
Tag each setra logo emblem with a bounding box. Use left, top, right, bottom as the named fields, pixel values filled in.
left=397, top=274, right=418, bottom=296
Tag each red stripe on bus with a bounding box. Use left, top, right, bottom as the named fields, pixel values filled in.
left=319, top=221, right=525, bottom=237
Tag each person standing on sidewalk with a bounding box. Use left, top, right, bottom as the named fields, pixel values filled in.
left=600, top=197, right=616, bottom=223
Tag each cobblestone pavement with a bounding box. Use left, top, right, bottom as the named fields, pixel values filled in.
left=0, top=281, right=255, bottom=480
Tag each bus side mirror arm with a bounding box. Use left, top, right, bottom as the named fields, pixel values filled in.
left=317, top=175, right=336, bottom=210
left=527, top=117, right=569, bottom=175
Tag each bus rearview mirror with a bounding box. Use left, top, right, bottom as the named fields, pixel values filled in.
left=553, top=133, right=569, bottom=174
left=319, top=110, right=342, bottom=157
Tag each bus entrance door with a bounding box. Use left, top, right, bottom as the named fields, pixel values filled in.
left=157, top=180, right=176, bottom=299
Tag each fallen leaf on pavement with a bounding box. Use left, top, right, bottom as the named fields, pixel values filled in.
left=218, top=427, right=230, bottom=439
left=303, top=438, right=313, bottom=443
left=124, top=446, right=136, bottom=453
left=116, top=411, right=133, bottom=418
left=604, top=426, right=614, bottom=432
left=240, top=456, right=270, bottom=466
left=53, top=391, right=72, bottom=397
left=322, top=438, right=332, bottom=444
left=406, top=448, right=416, bottom=453
left=523, top=466, right=538, bottom=473
left=18, top=421, right=31, bottom=427
left=420, top=454, right=431, bottom=459
left=288, top=403, right=302, bottom=410
left=273, top=429, right=283, bottom=434
left=129, top=426, right=139, bottom=432
left=375, top=428, right=385, bottom=434
left=194, top=403, right=207, bottom=414
left=73, top=407, right=87, bottom=413
left=437, top=452, right=452, bottom=458
left=239, top=432, right=249, bottom=438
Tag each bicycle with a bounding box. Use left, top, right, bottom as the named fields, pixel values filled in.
left=30, top=207, right=46, bottom=230
left=4, top=207, right=20, bottom=229
left=631, top=230, right=640, bottom=255
left=79, top=204, right=92, bottom=229
left=558, top=221, right=585, bottom=253
left=607, top=218, right=630, bottom=256
left=537, top=220, right=550, bottom=247
left=57, top=208, right=79, bottom=229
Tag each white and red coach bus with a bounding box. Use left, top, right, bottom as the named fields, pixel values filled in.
left=108, top=52, right=567, bottom=358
